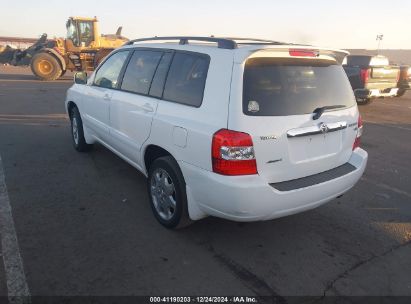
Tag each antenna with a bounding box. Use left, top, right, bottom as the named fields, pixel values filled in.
left=376, top=34, right=384, bottom=55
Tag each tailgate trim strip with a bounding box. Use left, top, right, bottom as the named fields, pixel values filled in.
left=287, top=121, right=347, bottom=138
left=270, top=163, right=356, bottom=191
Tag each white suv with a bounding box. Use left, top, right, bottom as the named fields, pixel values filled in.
left=65, top=37, right=368, bottom=228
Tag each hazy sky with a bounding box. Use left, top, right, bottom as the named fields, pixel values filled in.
left=1, top=0, right=410, bottom=49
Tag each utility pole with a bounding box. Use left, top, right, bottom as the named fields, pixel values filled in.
left=376, top=34, right=384, bottom=55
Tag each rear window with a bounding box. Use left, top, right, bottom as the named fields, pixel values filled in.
left=345, top=56, right=371, bottom=66
left=243, top=58, right=355, bottom=116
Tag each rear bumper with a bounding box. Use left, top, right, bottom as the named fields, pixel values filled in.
left=180, top=148, right=368, bottom=222
left=354, top=88, right=399, bottom=99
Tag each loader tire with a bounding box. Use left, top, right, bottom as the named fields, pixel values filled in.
left=31, top=52, right=62, bottom=81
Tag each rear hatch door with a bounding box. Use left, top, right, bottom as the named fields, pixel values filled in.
left=229, top=52, right=359, bottom=184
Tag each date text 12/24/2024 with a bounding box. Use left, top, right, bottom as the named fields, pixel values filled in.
left=150, top=297, right=258, bottom=303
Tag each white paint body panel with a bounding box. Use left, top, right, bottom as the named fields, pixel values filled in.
left=65, top=42, right=367, bottom=222
left=109, top=90, right=158, bottom=164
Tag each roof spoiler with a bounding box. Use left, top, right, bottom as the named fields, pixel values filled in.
left=238, top=47, right=350, bottom=65
left=319, top=49, right=350, bottom=64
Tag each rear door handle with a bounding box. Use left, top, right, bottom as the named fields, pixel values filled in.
left=103, top=93, right=111, bottom=100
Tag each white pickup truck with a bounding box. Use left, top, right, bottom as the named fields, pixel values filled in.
left=343, top=55, right=400, bottom=104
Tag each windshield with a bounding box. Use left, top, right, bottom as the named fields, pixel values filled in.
left=78, top=21, right=94, bottom=47
left=243, top=58, right=355, bottom=116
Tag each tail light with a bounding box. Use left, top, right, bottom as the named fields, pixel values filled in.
left=353, top=114, right=363, bottom=150
left=289, top=49, right=319, bottom=57
left=360, top=68, right=370, bottom=85
left=212, top=129, right=257, bottom=175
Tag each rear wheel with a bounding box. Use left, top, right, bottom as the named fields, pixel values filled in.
left=147, top=156, right=192, bottom=229
left=31, top=52, right=62, bottom=81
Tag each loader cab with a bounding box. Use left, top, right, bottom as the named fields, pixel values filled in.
left=66, top=17, right=96, bottom=48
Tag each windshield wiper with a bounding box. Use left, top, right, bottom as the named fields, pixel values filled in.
left=312, top=105, right=346, bottom=120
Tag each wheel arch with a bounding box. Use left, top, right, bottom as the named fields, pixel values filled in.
left=143, top=144, right=176, bottom=175
left=66, top=101, right=77, bottom=118
left=143, top=143, right=208, bottom=222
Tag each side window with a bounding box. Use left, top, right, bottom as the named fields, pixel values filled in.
left=94, top=51, right=130, bottom=89
left=149, top=52, right=173, bottom=98
left=121, top=50, right=163, bottom=95
left=163, top=53, right=210, bottom=107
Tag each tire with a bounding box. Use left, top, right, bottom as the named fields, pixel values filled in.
left=147, top=156, right=192, bottom=229
left=396, top=89, right=406, bottom=97
left=70, top=106, right=93, bottom=152
left=356, top=97, right=371, bottom=105
left=31, top=52, right=62, bottom=81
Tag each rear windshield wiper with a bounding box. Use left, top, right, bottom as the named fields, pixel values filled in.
left=312, top=105, right=346, bottom=120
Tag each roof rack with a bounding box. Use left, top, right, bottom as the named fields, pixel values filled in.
left=125, top=36, right=238, bottom=49
left=223, top=37, right=286, bottom=45
left=124, top=36, right=293, bottom=50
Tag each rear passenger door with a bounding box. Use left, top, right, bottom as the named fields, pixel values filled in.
left=109, top=49, right=172, bottom=164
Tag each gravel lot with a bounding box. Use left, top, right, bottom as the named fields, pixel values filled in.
left=0, top=66, right=410, bottom=301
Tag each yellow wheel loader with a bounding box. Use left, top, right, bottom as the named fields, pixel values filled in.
left=3, top=17, right=128, bottom=80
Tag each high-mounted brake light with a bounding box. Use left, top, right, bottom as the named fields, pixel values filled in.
left=212, top=129, right=257, bottom=175
left=353, top=114, right=363, bottom=150
left=289, top=49, right=319, bottom=57
left=360, top=68, right=370, bottom=85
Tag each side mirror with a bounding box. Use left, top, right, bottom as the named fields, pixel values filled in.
left=74, top=71, right=87, bottom=84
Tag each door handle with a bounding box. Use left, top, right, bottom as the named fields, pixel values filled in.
left=103, top=93, right=111, bottom=100
left=141, top=103, right=154, bottom=112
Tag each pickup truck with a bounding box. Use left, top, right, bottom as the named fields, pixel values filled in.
left=396, top=65, right=411, bottom=97
left=343, top=55, right=400, bottom=104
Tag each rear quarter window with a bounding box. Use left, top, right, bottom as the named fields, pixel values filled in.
left=243, top=58, right=355, bottom=116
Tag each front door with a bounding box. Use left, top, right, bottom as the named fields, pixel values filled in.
left=82, top=50, right=130, bottom=142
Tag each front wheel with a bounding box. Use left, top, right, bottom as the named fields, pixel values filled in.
left=31, top=52, right=62, bottom=81
left=147, top=156, right=192, bottom=229
left=70, top=107, right=93, bottom=152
